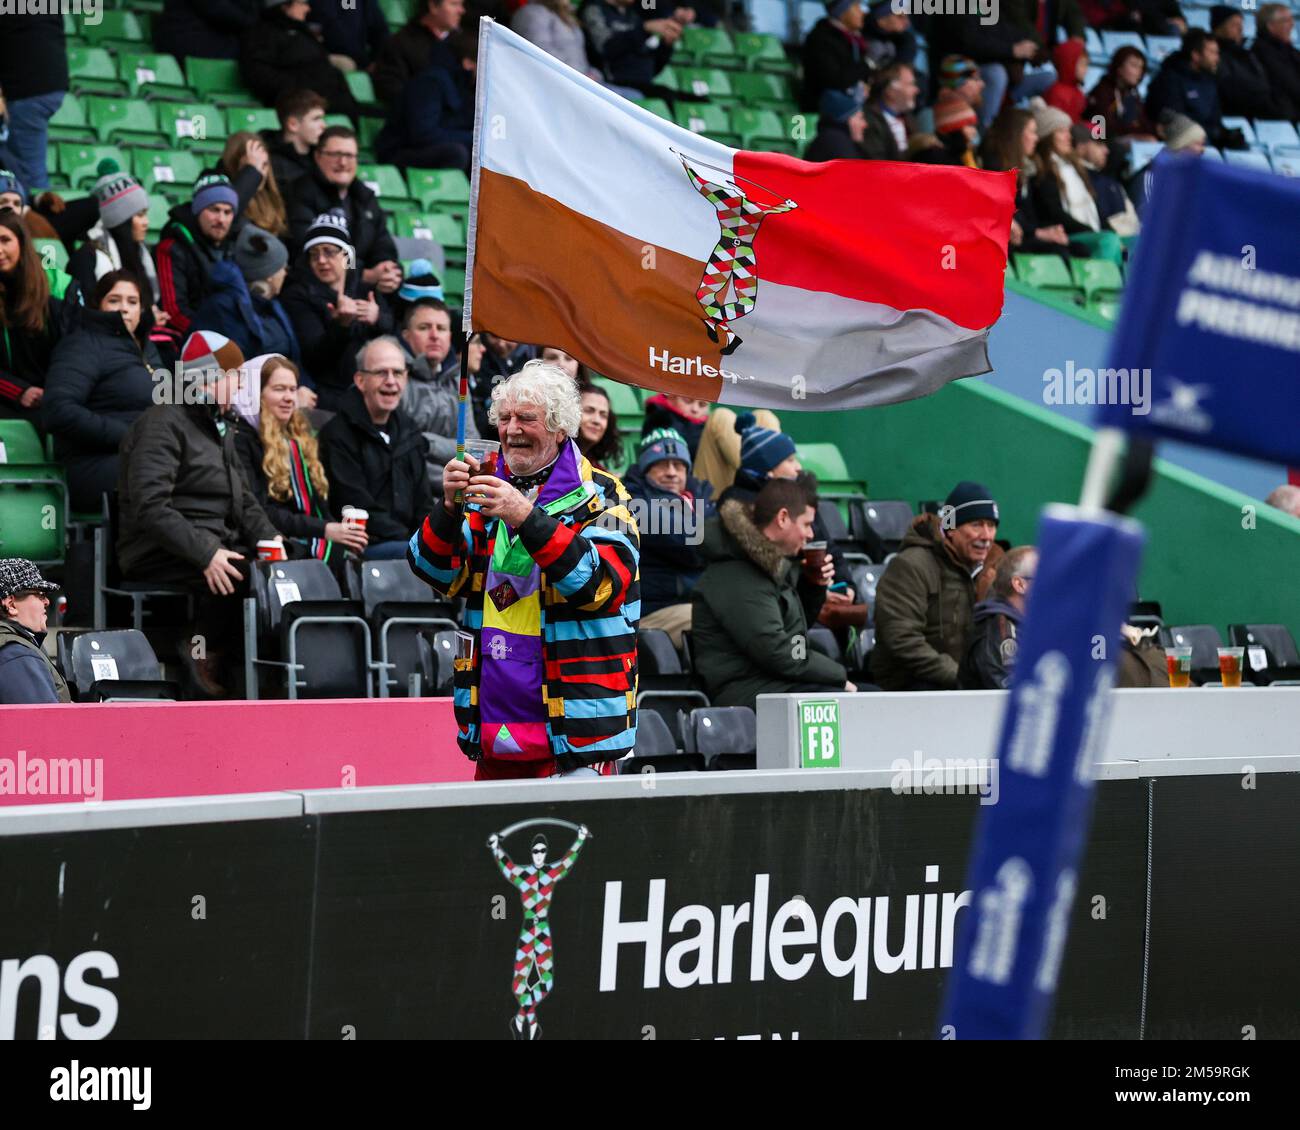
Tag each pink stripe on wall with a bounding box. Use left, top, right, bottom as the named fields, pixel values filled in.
left=0, top=698, right=473, bottom=806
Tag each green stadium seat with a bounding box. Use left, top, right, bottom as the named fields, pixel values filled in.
left=733, top=32, right=796, bottom=74
left=1069, top=257, right=1125, bottom=303
left=32, top=238, right=69, bottom=273
left=1014, top=253, right=1080, bottom=299
left=48, top=96, right=95, bottom=143
left=133, top=148, right=205, bottom=189
left=681, top=26, right=738, bottom=68
left=0, top=466, right=68, bottom=565
left=442, top=266, right=466, bottom=305
left=655, top=67, right=681, bottom=93
left=797, top=443, right=851, bottom=483
left=82, top=11, right=149, bottom=52
left=155, top=101, right=227, bottom=151
left=184, top=57, right=246, bottom=99
left=590, top=378, right=643, bottom=428
left=66, top=46, right=128, bottom=96
left=323, top=114, right=354, bottom=130
left=358, top=115, right=385, bottom=151
left=1090, top=296, right=1122, bottom=321
left=395, top=212, right=466, bottom=263
left=379, top=0, right=409, bottom=29
left=147, top=194, right=171, bottom=234
left=346, top=71, right=379, bottom=108
left=639, top=98, right=673, bottom=121
left=225, top=106, right=279, bottom=135
left=730, top=107, right=788, bottom=150
left=118, top=53, right=192, bottom=99
left=674, top=67, right=735, bottom=102
left=674, top=102, right=740, bottom=147
left=406, top=167, right=470, bottom=213
left=86, top=97, right=164, bottom=147
left=730, top=71, right=794, bottom=108
left=358, top=163, right=415, bottom=207
left=56, top=142, right=127, bottom=190
left=0, top=420, right=47, bottom=465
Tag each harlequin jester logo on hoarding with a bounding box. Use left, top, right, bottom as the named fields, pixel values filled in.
left=488, top=818, right=590, bottom=1041
left=674, top=149, right=798, bottom=358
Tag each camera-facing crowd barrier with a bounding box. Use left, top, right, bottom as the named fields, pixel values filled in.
left=756, top=687, right=1300, bottom=771
left=2, top=756, right=1297, bottom=1039
left=0, top=698, right=472, bottom=806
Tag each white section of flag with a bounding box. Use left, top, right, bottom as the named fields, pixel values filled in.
left=472, top=19, right=734, bottom=261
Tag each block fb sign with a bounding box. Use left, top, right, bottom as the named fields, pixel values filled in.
left=799, top=699, right=841, bottom=768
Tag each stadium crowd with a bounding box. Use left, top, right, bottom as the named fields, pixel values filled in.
left=2, top=2, right=1297, bottom=759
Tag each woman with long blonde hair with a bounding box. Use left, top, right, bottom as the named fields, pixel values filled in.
left=233, top=355, right=368, bottom=564
left=220, top=131, right=289, bottom=237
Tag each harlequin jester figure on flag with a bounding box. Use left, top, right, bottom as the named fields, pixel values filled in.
left=407, top=363, right=640, bottom=780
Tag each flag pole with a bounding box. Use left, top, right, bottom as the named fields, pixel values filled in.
left=454, top=344, right=470, bottom=506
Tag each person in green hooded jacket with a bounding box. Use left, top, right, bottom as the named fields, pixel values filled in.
left=692, top=477, right=852, bottom=710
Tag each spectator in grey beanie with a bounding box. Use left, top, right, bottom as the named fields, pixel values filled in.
left=192, top=224, right=303, bottom=374
left=67, top=158, right=158, bottom=306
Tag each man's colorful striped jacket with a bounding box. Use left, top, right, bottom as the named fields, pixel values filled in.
left=408, top=439, right=640, bottom=767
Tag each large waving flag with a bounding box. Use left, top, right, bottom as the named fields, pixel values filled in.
left=465, top=20, right=1016, bottom=410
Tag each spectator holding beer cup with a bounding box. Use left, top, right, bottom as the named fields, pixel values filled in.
left=234, top=355, right=369, bottom=575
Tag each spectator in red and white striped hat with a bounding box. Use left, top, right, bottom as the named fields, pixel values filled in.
left=116, top=330, right=282, bottom=697
left=933, top=89, right=979, bottom=167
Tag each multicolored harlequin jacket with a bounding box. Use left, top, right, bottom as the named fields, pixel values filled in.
left=408, top=438, right=640, bottom=767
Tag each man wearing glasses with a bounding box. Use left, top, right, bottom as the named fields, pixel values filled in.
left=319, top=336, right=431, bottom=559
left=287, top=125, right=403, bottom=296
left=0, top=559, right=70, bottom=704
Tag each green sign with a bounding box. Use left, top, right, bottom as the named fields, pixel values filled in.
left=798, top=699, right=841, bottom=768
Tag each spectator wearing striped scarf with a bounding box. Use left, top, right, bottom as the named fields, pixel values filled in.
left=233, top=355, right=369, bottom=571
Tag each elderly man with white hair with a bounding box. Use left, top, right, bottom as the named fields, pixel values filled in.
left=409, top=360, right=641, bottom=780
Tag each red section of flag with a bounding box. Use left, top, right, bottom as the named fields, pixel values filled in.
left=732, top=152, right=1017, bottom=330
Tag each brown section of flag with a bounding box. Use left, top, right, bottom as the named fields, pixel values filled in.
left=472, top=168, right=728, bottom=399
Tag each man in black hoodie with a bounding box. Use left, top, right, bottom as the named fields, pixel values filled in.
left=287, top=125, right=402, bottom=295
left=1146, top=29, right=1244, bottom=150
left=1252, top=4, right=1300, bottom=121
left=1211, top=6, right=1287, bottom=120
left=264, top=89, right=329, bottom=194
left=240, top=0, right=359, bottom=117
left=959, top=545, right=1036, bottom=689
left=319, top=336, right=431, bottom=558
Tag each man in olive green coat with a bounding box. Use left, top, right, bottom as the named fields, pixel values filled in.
left=692, top=478, right=851, bottom=710
left=871, top=481, right=1005, bottom=691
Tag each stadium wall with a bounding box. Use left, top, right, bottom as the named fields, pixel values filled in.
left=780, top=377, right=1300, bottom=636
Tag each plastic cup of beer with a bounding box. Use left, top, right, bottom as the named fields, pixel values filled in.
left=802, top=540, right=828, bottom=583
left=256, top=539, right=285, bottom=562
left=341, top=506, right=369, bottom=532
left=463, top=439, right=501, bottom=476
left=1217, top=646, right=1245, bottom=688
left=1165, top=645, right=1194, bottom=688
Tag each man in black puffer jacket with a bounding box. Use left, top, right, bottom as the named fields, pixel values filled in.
left=1252, top=4, right=1300, bottom=120
left=240, top=0, right=359, bottom=117
left=154, top=0, right=260, bottom=62
left=319, top=336, right=431, bottom=558
left=116, top=331, right=281, bottom=696
left=286, top=126, right=401, bottom=294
